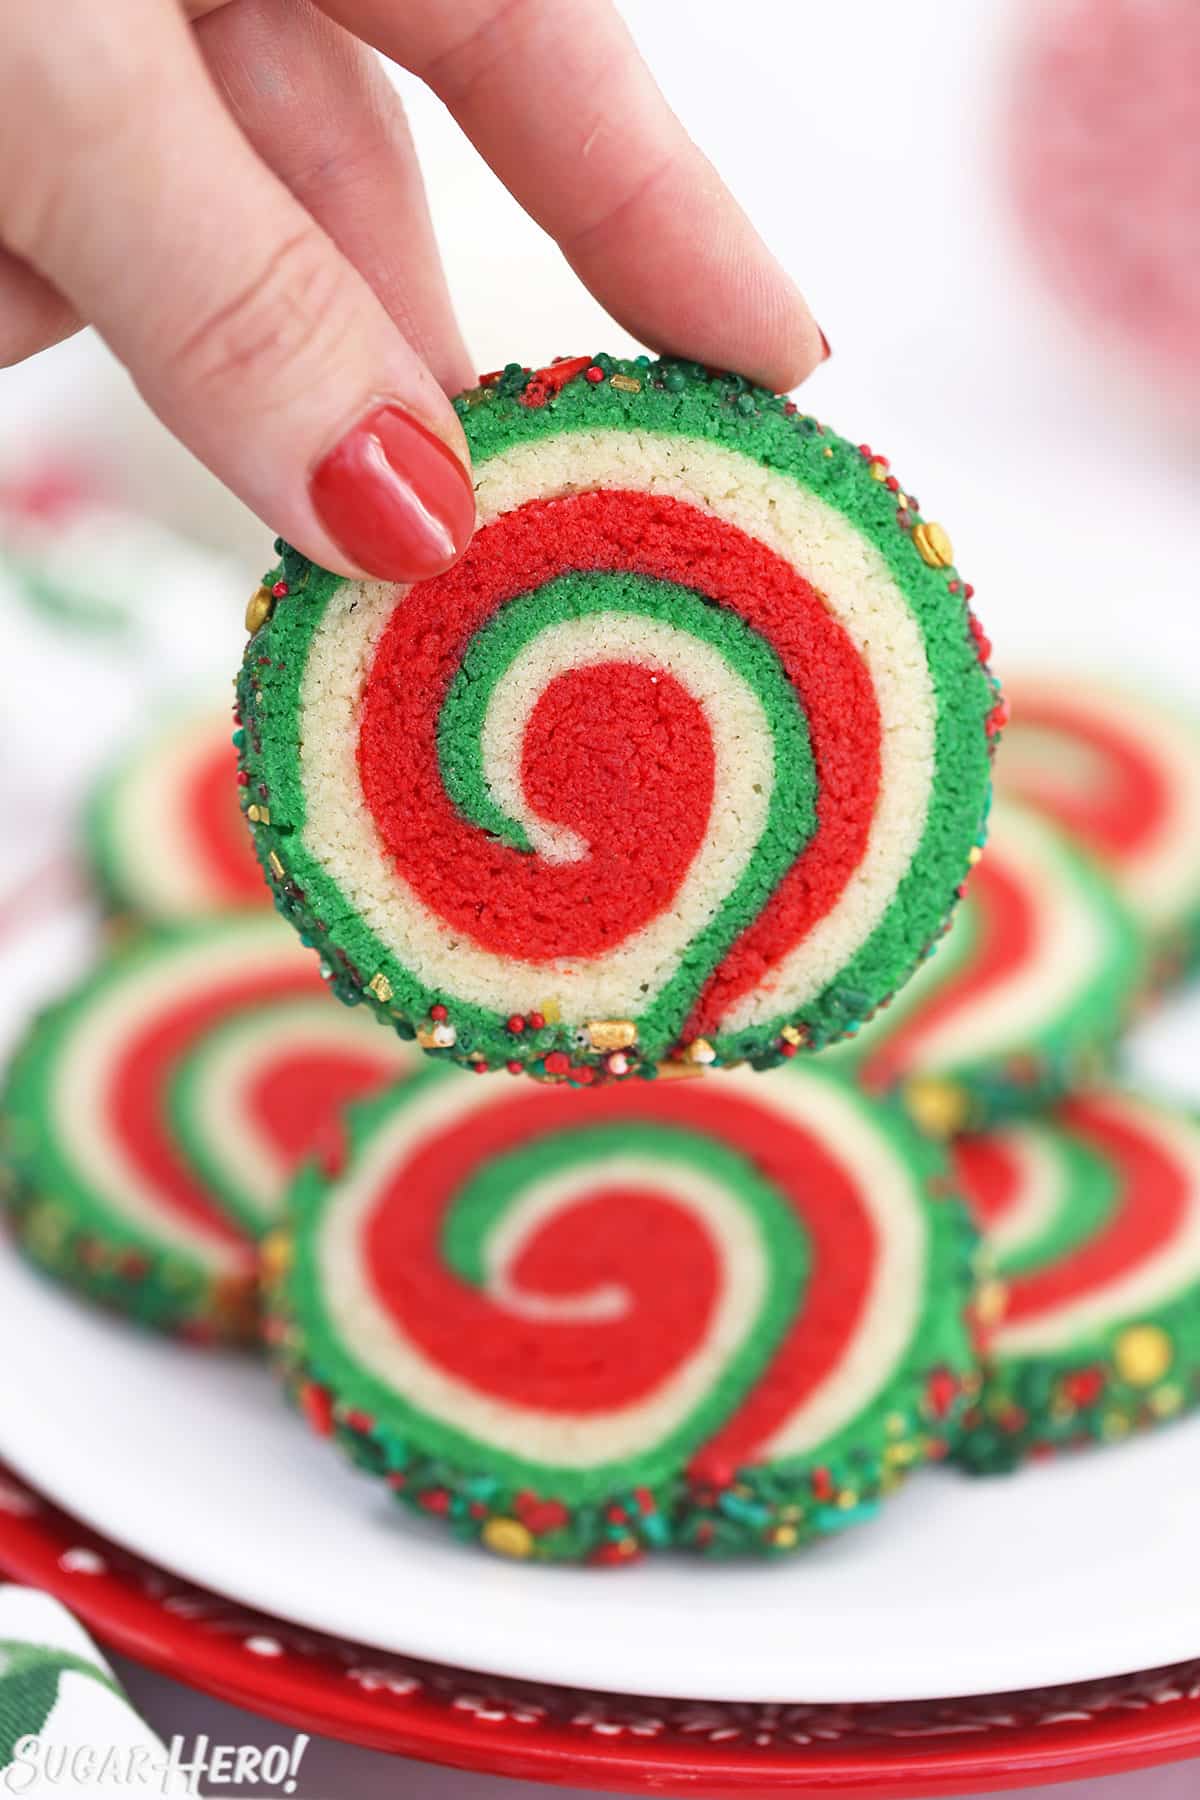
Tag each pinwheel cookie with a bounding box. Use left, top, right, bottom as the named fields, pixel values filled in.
left=996, top=673, right=1200, bottom=985
left=85, top=706, right=268, bottom=923
left=237, top=354, right=1001, bottom=1082
left=263, top=1063, right=980, bottom=1563
left=827, top=801, right=1145, bottom=1135
left=0, top=918, right=416, bottom=1341
left=953, top=1089, right=1200, bottom=1471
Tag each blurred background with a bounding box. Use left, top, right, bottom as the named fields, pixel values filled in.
left=1, top=0, right=1197, bottom=1793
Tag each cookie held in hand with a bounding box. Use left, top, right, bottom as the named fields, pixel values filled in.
left=238, top=354, right=1000, bottom=1081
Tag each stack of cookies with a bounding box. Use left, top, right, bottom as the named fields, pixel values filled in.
left=3, top=353, right=1198, bottom=1564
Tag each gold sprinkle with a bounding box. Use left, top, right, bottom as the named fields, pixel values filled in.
left=975, top=1278, right=1008, bottom=1329
left=537, top=997, right=562, bottom=1026
left=823, top=446, right=834, bottom=458
left=609, top=373, right=641, bottom=393
left=482, top=1517, right=534, bottom=1559
left=586, top=1019, right=638, bottom=1053
left=904, top=1075, right=970, bottom=1138
left=912, top=520, right=954, bottom=568
left=1151, top=1383, right=1184, bottom=1418
left=780, top=1024, right=804, bottom=1046
left=779, top=1504, right=802, bottom=1522
left=681, top=1037, right=717, bottom=1065
left=267, top=851, right=285, bottom=881
left=836, top=1489, right=859, bottom=1510
left=868, top=459, right=889, bottom=481
left=968, top=845, right=983, bottom=866
left=246, top=803, right=271, bottom=826
left=885, top=1411, right=907, bottom=1438
left=367, top=972, right=394, bottom=1004
left=415, top=1022, right=456, bottom=1051
left=260, top=1230, right=293, bottom=1281
left=245, top=585, right=274, bottom=634
left=656, top=1059, right=706, bottom=1082
left=771, top=1525, right=799, bottom=1549
left=1101, top=1409, right=1131, bottom=1441
left=1114, top=1323, right=1172, bottom=1387
left=417, top=1021, right=458, bottom=1050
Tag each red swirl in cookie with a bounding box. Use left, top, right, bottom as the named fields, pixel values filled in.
left=0, top=919, right=402, bottom=1339
left=86, top=708, right=267, bottom=921
left=953, top=1089, right=1200, bottom=1469
left=829, top=801, right=1145, bottom=1133
left=996, top=674, right=1200, bottom=964
left=271, top=1064, right=977, bottom=1558
left=241, top=359, right=999, bottom=1076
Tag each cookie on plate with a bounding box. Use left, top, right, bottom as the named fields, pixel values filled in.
left=0, top=918, right=416, bottom=1341
left=263, top=1062, right=980, bottom=1562
left=995, top=672, right=1200, bottom=986
left=953, top=1089, right=1200, bottom=1471
left=84, top=706, right=268, bottom=923
left=238, top=354, right=1001, bottom=1082
left=826, top=801, right=1145, bottom=1135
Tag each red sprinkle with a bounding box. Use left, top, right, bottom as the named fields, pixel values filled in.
left=1063, top=1367, right=1106, bottom=1408
left=236, top=770, right=249, bottom=786
left=429, top=1004, right=448, bottom=1021
left=528, top=1012, right=546, bottom=1030
left=520, top=355, right=594, bottom=407
left=779, top=1040, right=799, bottom=1058
left=585, top=366, right=605, bottom=384
left=811, top=1466, right=835, bottom=1502
left=271, top=580, right=289, bottom=598
left=544, top=1051, right=570, bottom=1075
left=506, top=1060, right=523, bottom=1075
left=926, top=1369, right=959, bottom=1419
left=507, top=1015, right=526, bottom=1033
left=300, top=1381, right=334, bottom=1438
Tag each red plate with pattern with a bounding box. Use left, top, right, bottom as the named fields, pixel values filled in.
left=2, top=1461, right=1200, bottom=1797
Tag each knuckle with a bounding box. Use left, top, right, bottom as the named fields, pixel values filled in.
left=0, top=26, right=151, bottom=262
left=165, top=227, right=350, bottom=400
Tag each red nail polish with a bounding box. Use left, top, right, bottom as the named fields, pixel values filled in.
left=309, top=404, right=475, bottom=582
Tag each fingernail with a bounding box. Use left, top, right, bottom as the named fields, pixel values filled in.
left=309, top=403, right=475, bottom=582
left=818, top=327, right=832, bottom=362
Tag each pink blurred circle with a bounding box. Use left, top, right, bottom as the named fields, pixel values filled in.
left=1011, top=0, right=1200, bottom=395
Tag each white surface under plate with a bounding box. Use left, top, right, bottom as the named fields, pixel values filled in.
left=4, top=914, right=1200, bottom=1707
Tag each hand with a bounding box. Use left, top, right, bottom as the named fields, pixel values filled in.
left=0, top=0, right=826, bottom=582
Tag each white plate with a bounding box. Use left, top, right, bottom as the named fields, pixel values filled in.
left=4, top=912, right=1200, bottom=1706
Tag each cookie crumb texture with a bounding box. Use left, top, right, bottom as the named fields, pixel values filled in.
left=238, top=354, right=999, bottom=1080
left=0, top=918, right=417, bottom=1341
left=954, top=1089, right=1200, bottom=1472
left=264, top=1063, right=979, bottom=1562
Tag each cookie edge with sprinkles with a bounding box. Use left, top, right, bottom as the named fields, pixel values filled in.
left=236, top=352, right=1003, bottom=1084
left=261, top=1064, right=984, bottom=1563
left=0, top=923, right=281, bottom=1345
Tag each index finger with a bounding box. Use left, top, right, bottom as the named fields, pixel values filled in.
left=315, top=0, right=827, bottom=392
